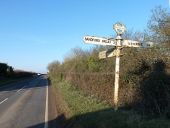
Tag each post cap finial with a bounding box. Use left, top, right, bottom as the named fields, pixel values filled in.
left=113, top=22, right=126, bottom=35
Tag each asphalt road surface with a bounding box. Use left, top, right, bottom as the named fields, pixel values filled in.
left=0, top=75, right=49, bottom=128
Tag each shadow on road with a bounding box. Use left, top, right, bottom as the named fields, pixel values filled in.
left=27, top=108, right=133, bottom=128
left=0, top=75, right=48, bottom=92
left=27, top=107, right=170, bottom=128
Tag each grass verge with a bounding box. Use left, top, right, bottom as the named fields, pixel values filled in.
left=53, top=80, right=170, bottom=128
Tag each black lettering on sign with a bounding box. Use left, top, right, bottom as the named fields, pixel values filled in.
left=85, top=37, right=100, bottom=42
left=89, top=38, right=94, bottom=41
left=85, top=37, right=93, bottom=41
left=94, top=39, right=100, bottom=42
left=102, top=39, right=111, bottom=43
left=85, top=37, right=91, bottom=41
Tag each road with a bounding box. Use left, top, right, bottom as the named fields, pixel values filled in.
left=0, top=75, right=49, bottom=128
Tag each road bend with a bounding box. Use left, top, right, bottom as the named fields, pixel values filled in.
left=0, top=75, right=49, bottom=128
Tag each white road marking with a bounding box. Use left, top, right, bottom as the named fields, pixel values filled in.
left=0, top=98, right=8, bottom=105
left=0, top=86, right=25, bottom=106
left=17, top=86, right=25, bottom=92
left=44, top=84, right=48, bottom=128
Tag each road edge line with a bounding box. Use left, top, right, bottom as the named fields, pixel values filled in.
left=44, top=83, right=48, bottom=128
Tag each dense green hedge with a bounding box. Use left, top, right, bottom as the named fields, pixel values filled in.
left=48, top=46, right=170, bottom=116
left=48, top=6, right=170, bottom=116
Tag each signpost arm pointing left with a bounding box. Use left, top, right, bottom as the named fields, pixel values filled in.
left=83, top=36, right=116, bottom=46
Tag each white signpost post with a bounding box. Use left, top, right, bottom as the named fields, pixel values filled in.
left=83, top=22, right=153, bottom=111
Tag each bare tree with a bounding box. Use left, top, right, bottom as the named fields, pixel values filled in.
left=147, top=6, right=170, bottom=43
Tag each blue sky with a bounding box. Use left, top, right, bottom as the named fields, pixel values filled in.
left=0, top=0, right=169, bottom=73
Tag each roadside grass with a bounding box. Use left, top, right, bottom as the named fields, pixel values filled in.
left=53, top=80, right=170, bottom=128
left=57, top=81, right=110, bottom=116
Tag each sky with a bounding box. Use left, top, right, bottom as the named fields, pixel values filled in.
left=0, top=0, right=169, bottom=73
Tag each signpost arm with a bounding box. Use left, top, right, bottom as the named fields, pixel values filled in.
left=114, top=47, right=121, bottom=111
